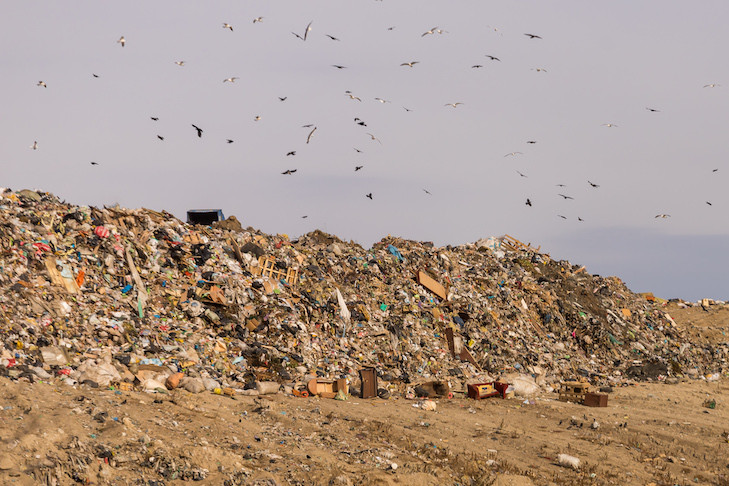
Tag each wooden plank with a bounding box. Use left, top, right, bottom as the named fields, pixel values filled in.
left=416, top=270, right=447, bottom=300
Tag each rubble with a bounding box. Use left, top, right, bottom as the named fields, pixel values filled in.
left=0, top=187, right=727, bottom=405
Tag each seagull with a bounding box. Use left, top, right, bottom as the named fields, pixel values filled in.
left=355, top=166, right=363, bottom=171
left=588, top=180, right=600, bottom=188
left=516, top=170, right=527, bottom=178
left=524, top=33, right=542, bottom=39
left=533, top=67, right=547, bottom=72
left=37, top=81, right=47, bottom=88
left=226, top=139, right=234, bottom=144
left=374, top=98, right=390, bottom=103
left=30, top=141, right=38, bottom=150
left=445, top=102, right=463, bottom=108
left=254, top=115, right=261, bottom=121
left=525, top=198, right=532, bottom=207
left=485, top=55, right=501, bottom=61
left=150, top=117, right=159, bottom=121
left=306, top=126, right=317, bottom=144
left=157, top=135, right=164, bottom=141
left=117, top=36, right=125, bottom=47
left=192, top=124, right=203, bottom=138
left=332, top=65, right=347, bottom=69
left=557, top=215, right=567, bottom=219
left=400, top=61, right=419, bottom=67
left=472, top=65, right=483, bottom=69
left=292, top=21, right=313, bottom=41
left=347, top=94, right=362, bottom=101
left=504, top=152, right=523, bottom=157
left=325, top=34, right=340, bottom=41
left=436, top=29, right=448, bottom=34
left=602, top=123, right=618, bottom=127
left=646, top=107, right=660, bottom=112
left=703, top=84, right=720, bottom=88
left=223, top=77, right=239, bottom=83
left=253, top=17, right=263, bottom=24
left=223, top=23, right=234, bottom=31
left=282, top=169, right=297, bottom=175
left=654, top=214, right=670, bottom=218
left=423, top=189, right=432, bottom=195
left=558, top=194, right=574, bottom=200
left=287, top=151, right=296, bottom=156
left=90, top=161, right=99, bottom=166
left=366, top=133, right=382, bottom=144
left=366, top=193, right=373, bottom=199
left=422, top=27, right=438, bottom=37
left=174, top=61, right=185, bottom=66
left=279, top=97, right=287, bottom=101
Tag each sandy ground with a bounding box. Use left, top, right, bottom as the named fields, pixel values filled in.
left=1, top=374, right=728, bottom=486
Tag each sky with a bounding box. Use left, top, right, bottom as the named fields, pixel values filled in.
left=2, top=1, right=729, bottom=301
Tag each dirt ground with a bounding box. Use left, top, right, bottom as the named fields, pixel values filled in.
left=1, top=302, right=728, bottom=486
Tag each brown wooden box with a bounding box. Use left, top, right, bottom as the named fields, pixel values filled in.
left=583, top=392, right=608, bottom=407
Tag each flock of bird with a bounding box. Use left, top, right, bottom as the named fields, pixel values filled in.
left=26, top=12, right=724, bottom=226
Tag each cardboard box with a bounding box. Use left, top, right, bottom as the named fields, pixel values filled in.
left=583, top=392, right=608, bottom=407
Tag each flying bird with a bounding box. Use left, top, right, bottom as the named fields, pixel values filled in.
left=366, top=193, right=373, bottom=199
left=301, top=215, right=308, bottom=219
left=516, top=170, right=527, bottom=178
left=192, top=124, right=203, bottom=138
left=706, top=201, right=713, bottom=206
left=485, top=55, right=501, bottom=61
left=588, top=181, right=600, bottom=188
left=558, top=194, right=574, bottom=200
left=150, top=117, right=159, bottom=121
left=504, top=152, right=523, bottom=157
left=226, top=139, right=234, bottom=144
left=292, top=21, right=313, bottom=41
left=602, top=123, right=618, bottom=127
left=423, top=189, right=432, bottom=195
left=557, top=215, right=567, bottom=219
left=526, top=140, right=537, bottom=144
left=302, top=124, right=314, bottom=128
left=279, top=96, right=287, bottom=101
left=525, top=198, right=532, bottom=207
left=282, top=169, right=297, bottom=175
left=403, top=106, right=413, bottom=112
left=253, top=17, right=263, bottom=24
left=374, top=98, right=390, bottom=103
left=524, top=33, right=542, bottom=39
left=174, top=61, right=185, bottom=66
left=703, top=84, right=720, bottom=88
left=354, top=148, right=363, bottom=153
left=533, top=67, right=547, bottom=72
left=37, top=81, right=47, bottom=88
left=712, top=168, right=719, bottom=172
left=445, top=102, right=463, bottom=108
left=331, top=65, right=347, bottom=69
left=157, top=135, right=164, bottom=141
left=117, top=36, right=125, bottom=47
left=578, top=217, right=584, bottom=221
left=325, top=34, right=340, bottom=41
left=347, top=93, right=362, bottom=101
left=354, top=118, right=367, bottom=126
left=654, top=214, right=671, bottom=218
left=306, top=126, right=317, bottom=144
left=90, top=161, right=99, bottom=166
left=366, top=133, right=382, bottom=144
left=223, top=77, right=239, bottom=83
left=400, top=61, right=419, bottom=67
left=92, top=73, right=99, bottom=78
left=286, top=151, right=296, bottom=156
left=30, top=141, right=38, bottom=150
left=355, top=166, right=363, bottom=171
left=422, top=27, right=439, bottom=37
left=555, top=184, right=566, bottom=187
left=472, top=65, right=483, bottom=69
left=254, top=115, right=261, bottom=121
left=223, top=23, right=234, bottom=31
left=646, top=107, right=660, bottom=112
left=436, top=29, right=448, bottom=34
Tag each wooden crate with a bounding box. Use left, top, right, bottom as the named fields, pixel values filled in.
left=583, top=392, right=608, bottom=407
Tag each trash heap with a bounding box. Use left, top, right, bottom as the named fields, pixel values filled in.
left=0, top=188, right=726, bottom=396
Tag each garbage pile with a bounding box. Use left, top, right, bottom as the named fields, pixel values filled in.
left=0, top=188, right=726, bottom=397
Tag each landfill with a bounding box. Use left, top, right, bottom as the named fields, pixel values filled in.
left=1, top=188, right=728, bottom=484
left=2, top=188, right=724, bottom=393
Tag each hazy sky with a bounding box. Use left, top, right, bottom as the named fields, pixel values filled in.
left=2, top=1, right=729, bottom=300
